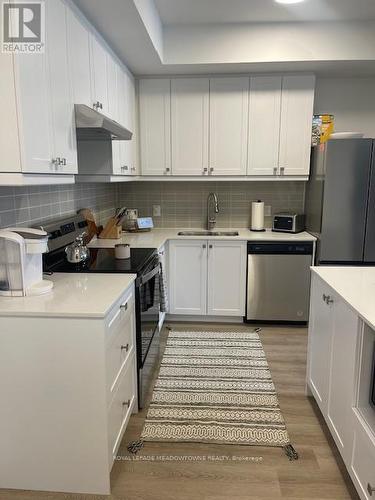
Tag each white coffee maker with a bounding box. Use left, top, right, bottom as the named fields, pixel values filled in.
left=0, top=228, right=53, bottom=297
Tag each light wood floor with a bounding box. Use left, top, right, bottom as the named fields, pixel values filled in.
left=1, top=323, right=359, bottom=500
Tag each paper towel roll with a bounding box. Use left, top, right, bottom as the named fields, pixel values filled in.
left=251, top=200, right=265, bottom=231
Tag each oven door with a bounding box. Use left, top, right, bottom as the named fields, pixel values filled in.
left=137, top=257, right=161, bottom=407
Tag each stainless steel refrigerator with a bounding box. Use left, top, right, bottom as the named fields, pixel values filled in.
left=305, top=138, right=375, bottom=265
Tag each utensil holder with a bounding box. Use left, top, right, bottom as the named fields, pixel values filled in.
left=99, top=217, right=122, bottom=239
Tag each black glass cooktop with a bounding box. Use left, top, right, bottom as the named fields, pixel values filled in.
left=45, top=247, right=157, bottom=275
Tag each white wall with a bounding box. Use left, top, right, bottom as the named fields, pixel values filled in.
left=164, top=22, right=375, bottom=65
left=315, top=77, right=375, bottom=138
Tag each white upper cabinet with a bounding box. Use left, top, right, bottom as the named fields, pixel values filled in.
left=248, top=76, right=282, bottom=176
left=12, top=46, right=54, bottom=173
left=90, top=35, right=108, bottom=115
left=120, top=70, right=137, bottom=175
left=209, top=77, right=249, bottom=176
left=171, top=78, right=209, bottom=176
left=139, top=79, right=171, bottom=176
left=4, top=0, right=77, bottom=175
left=138, top=74, right=315, bottom=179
left=279, top=75, right=315, bottom=176
left=47, top=0, right=77, bottom=173
left=66, top=7, right=91, bottom=107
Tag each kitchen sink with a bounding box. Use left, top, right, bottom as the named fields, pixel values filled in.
left=177, top=231, right=239, bottom=237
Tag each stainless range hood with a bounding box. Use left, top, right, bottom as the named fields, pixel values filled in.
left=74, top=104, right=133, bottom=141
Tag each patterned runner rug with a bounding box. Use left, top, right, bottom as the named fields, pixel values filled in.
left=136, top=330, right=297, bottom=459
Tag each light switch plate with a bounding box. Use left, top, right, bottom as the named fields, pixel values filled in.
left=153, top=205, right=161, bottom=217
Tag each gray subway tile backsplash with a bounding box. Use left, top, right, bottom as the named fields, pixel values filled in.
left=118, top=181, right=305, bottom=229
left=0, top=183, right=117, bottom=229
left=0, top=180, right=305, bottom=230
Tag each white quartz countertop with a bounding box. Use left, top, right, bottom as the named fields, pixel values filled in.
left=312, top=266, right=375, bottom=330
left=89, top=228, right=316, bottom=250
left=0, top=273, right=136, bottom=318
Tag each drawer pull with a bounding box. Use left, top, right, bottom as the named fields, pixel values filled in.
left=122, top=399, right=131, bottom=408
left=368, top=483, right=375, bottom=496
left=121, top=302, right=128, bottom=311
left=121, top=343, right=129, bottom=352
left=323, top=294, right=334, bottom=305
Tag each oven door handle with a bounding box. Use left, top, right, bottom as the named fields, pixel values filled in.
left=138, top=264, right=160, bottom=286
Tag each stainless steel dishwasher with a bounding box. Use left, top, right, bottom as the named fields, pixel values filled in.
left=246, top=242, right=313, bottom=323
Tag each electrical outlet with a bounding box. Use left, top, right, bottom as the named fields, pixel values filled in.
left=153, top=205, right=161, bottom=217
left=264, top=205, right=272, bottom=216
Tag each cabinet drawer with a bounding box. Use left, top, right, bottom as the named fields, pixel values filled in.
left=107, top=354, right=136, bottom=462
left=105, top=293, right=135, bottom=396
left=351, top=421, right=375, bottom=499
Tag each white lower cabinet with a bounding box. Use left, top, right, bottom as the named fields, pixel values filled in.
left=169, top=240, right=208, bottom=315
left=0, top=283, right=137, bottom=495
left=169, top=240, right=246, bottom=317
left=308, top=272, right=375, bottom=500
left=327, top=297, right=358, bottom=462
left=207, top=240, right=247, bottom=316
left=307, top=274, right=335, bottom=413
left=351, top=417, right=375, bottom=500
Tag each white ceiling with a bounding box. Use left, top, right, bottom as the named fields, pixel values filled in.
left=154, top=0, right=375, bottom=24
left=73, top=0, right=375, bottom=76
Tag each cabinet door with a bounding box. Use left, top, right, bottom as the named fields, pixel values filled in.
left=47, top=0, right=77, bottom=173
left=307, top=274, right=334, bottom=414
left=90, top=35, right=108, bottom=114
left=327, top=298, right=358, bottom=461
left=13, top=38, right=53, bottom=172
left=139, top=79, right=171, bottom=176
left=169, top=240, right=207, bottom=315
left=120, top=70, right=137, bottom=175
left=107, top=57, right=122, bottom=175
left=209, top=77, right=249, bottom=176
left=248, top=76, right=282, bottom=176
left=279, top=75, right=315, bottom=176
left=66, top=7, right=92, bottom=107
left=207, top=241, right=247, bottom=316
left=171, top=78, right=209, bottom=176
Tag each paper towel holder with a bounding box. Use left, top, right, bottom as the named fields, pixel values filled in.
left=250, top=200, right=266, bottom=232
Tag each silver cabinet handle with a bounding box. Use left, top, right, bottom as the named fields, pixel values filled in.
left=280, top=166, right=285, bottom=175
left=323, top=294, right=334, bottom=305
left=273, top=167, right=278, bottom=175
left=209, top=167, right=214, bottom=174
left=122, top=165, right=128, bottom=171
left=61, top=157, right=66, bottom=166
left=203, top=167, right=208, bottom=174
left=93, top=101, right=99, bottom=109
left=121, top=343, right=129, bottom=352
left=209, top=244, right=213, bottom=249
left=131, top=166, right=136, bottom=172
left=202, top=244, right=206, bottom=249
left=368, top=483, right=375, bottom=496
left=121, top=302, right=128, bottom=311
left=165, top=167, right=170, bottom=173
left=122, top=399, right=131, bottom=408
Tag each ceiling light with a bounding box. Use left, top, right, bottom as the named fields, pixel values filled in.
left=275, top=0, right=306, bottom=4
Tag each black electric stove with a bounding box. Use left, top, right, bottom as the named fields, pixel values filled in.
left=44, top=246, right=157, bottom=275
left=39, top=214, right=161, bottom=409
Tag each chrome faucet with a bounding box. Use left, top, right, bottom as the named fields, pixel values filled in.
left=207, top=192, right=219, bottom=230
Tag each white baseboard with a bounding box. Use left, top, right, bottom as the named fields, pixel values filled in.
left=165, top=314, right=244, bottom=324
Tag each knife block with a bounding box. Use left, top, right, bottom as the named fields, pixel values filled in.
left=99, top=217, right=122, bottom=239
